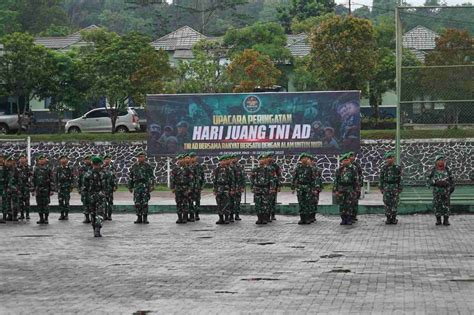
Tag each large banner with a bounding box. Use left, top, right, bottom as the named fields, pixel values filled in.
left=147, top=91, right=360, bottom=156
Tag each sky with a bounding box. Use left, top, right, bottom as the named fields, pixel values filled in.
left=336, top=0, right=471, bottom=9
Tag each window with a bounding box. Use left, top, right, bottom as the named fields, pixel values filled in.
left=86, top=109, right=110, bottom=118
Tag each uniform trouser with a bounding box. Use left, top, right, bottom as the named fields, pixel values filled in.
left=311, top=192, right=320, bottom=214
left=269, top=192, right=277, bottom=215
left=352, top=189, right=361, bottom=218
left=297, top=187, right=312, bottom=215
left=36, top=194, right=50, bottom=214
left=253, top=188, right=270, bottom=215
left=189, top=189, right=201, bottom=214
left=233, top=192, right=242, bottom=215
left=383, top=190, right=400, bottom=217
left=89, top=193, right=104, bottom=228
left=104, top=192, right=113, bottom=216
left=433, top=191, right=450, bottom=217
left=7, top=192, right=19, bottom=217
left=58, top=189, right=71, bottom=214
left=1, top=192, right=7, bottom=215
left=337, top=191, right=355, bottom=217
left=216, top=191, right=231, bottom=216
left=81, top=193, right=90, bottom=215
left=19, top=190, right=30, bottom=216
left=134, top=190, right=150, bottom=215
left=175, top=189, right=189, bottom=215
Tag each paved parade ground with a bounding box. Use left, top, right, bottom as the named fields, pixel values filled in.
left=1, top=213, right=473, bottom=314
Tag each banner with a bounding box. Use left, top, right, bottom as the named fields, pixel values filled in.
left=147, top=91, right=360, bottom=156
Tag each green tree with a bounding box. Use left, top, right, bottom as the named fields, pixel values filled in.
left=13, top=0, right=69, bottom=35
left=278, top=0, right=335, bottom=33
left=227, top=49, right=281, bottom=92
left=309, top=15, right=377, bottom=95
left=0, top=32, right=51, bottom=134
left=0, top=0, right=21, bottom=37
left=292, top=55, right=325, bottom=91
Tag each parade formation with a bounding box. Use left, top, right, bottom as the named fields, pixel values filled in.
left=0, top=150, right=459, bottom=237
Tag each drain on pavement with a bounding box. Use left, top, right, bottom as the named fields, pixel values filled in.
left=256, top=242, right=275, bottom=245
left=197, top=236, right=213, bottom=239
left=320, top=254, right=345, bottom=258
left=303, top=260, right=319, bottom=263
left=241, top=278, right=280, bottom=281
left=133, top=311, right=151, bottom=315
left=215, top=291, right=238, bottom=294
left=329, top=269, right=351, bottom=273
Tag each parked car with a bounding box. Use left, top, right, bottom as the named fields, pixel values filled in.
left=65, top=107, right=140, bottom=133
left=129, top=107, right=147, bottom=132
left=0, top=112, right=32, bottom=134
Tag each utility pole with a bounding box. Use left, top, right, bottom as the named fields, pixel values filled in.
left=348, top=0, right=352, bottom=15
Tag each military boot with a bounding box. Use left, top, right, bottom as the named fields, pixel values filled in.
left=188, top=213, right=195, bottom=222
left=26, top=210, right=30, bottom=220
left=443, top=216, right=450, bottom=226
left=391, top=215, right=398, bottom=224
left=83, top=214, right=91, bottom=224
left=176, top=213, right=183, bottom=224
left=216, top=214, right=224, bottom=225
left=12, top=212, right=19, bottom=222
left=64, top=211, right=69, bottom=220
left=143, top=215, right=149, bottom=224
left=235, top=214, right=241, bottom=221
left=271, top=212, right=276, bottom=221
left=346, top=215, right=353, bottom=225
left=94, top=226, right=102, bottom=237
left=195, top=212, right=200, bottom=221
left=58, top=212, right=65, bottom=220
left=108, top=211, right=112, bottom=221
left=229, top=213, right=234, bottom=223
left=19, top=211, right=25, bottom=220
left=37, top=213, right=44, bottom=224
left=436, top=216, right=442, bottom=225
left=340, top=215, right=346, bottom=225
left=44, top=213, right=49, bottom=224
left=182, top=213, right=188, bottom=224
left=255, top=214, right=262, bottom=225
left=134, top=215, right=142, bottom=224
left=224, top=214, right=230, bottom=224
left=385, top=216, right=392, bottom=224
left=298, top=213, right=305, bottom=225
left=310, top=213, right=316, bottom=223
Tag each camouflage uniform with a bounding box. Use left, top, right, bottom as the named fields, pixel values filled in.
left=0, top=158, right=6, bottom=223
left=33, top=159, right=54, bottom=224
left=292, top=155, right=316, bottom=225
left=55, top=161, right=74, bottom=220
left=189, top=154, right=204, bottom=221
left=268, top=157, right=282, bottom=221
left=427, top=155, right=454, bottom=225
left=230, top=156, right=245, bottom=221
left=310, top=158, right=323, bottom=222
left=78, top=158, right=92, bottom=223
left=171, top=155, right=193, bottom=224
left=5, top=158, right=20, bottom=221
left=333, top=153, right=358, bottom=225
left=128, top=153, right=155, bottom=224
left=213, top=156, right=235, bottom=224
left=17, top=160, right=33, bottom=220
left=379, top=152, right=402, bottom=224
left=250, top=155, right=272, bottom=224
left=83, top=158, right=106, bottom=237
left=102, top=161, right=118, bottom=220
left=350, top=154, right=363, bottom=221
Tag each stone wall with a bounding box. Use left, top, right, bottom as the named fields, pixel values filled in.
left=1, top=139, right=473, bottom=185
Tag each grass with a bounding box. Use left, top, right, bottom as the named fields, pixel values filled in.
left=2, top=128, right=474, bottom=142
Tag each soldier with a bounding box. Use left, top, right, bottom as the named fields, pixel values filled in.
left=103, top=154, right=118, bottom=221
left=17, top=153, right=32, bottom=220
left=83, top=156, right=106, bottom=237
left=5, top=156, right=20, bottom=221
left=33, top=155, right=54, bottom=224
left=171, top=154, right=193, bottom=224
left=379, top=151, right=403, bottom=224
left=267, top=153, right=282, bottom=221
left=292, top=153, right=316, bottom=225
left=189, top=152, right=204, bottom=222
left=250, top=154, right=272, bottom=225
left=310, top=155, right=323, bottom=223
left=128, top=151, right=155, bottom=224
left=0, top=155, right=6, bottom=223
left=213, top=155, right=235, bottom=224
left=78, top=155, right=92, bottom=223
left=55, top=155, right=74, bottom=221
left=333, top=152, right=358, bottom=225
left=427, top=155, right=454, bottom=226
left=349, top=152, right=363, bottom=221
left=230, top=154, right=245, bottom=221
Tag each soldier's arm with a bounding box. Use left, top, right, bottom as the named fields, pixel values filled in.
left=379, top=166, right=385, bottom=191
left=314, top=169, right=323, bottom=191
left=127, top=166, right=135, bottom=191
left=333, top=169, right=340, bottom=193
left=290, top=168, right=297, bottom=191
left=148, top=164, right=156, bottom=190
left=426, top=168, right=435, bottom=187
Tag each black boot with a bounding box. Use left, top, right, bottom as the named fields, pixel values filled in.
left=188, top=213, right=195, bottom=222
left=182, top=213, right=188, bottom=224
left=255, top=214, right=262, bottom=225
left=64, top=211, right=69, bottom=220
left=195, top=213, right=200, bottom=221
left=44, top=213, right=49, bottom=224
left=235, top=214, right=241, bottom=221
left=26, top=210, right=30, bottom=220
left=443, top=216, right=450, bottom=226
left=216, top=214, right=224, bottom=224
left=37, top=213, right=44, bottom=224
left=134, top=215, right=142, bottom=224
left=19, top=211, right=25, bottom=220
left=6, top=214, right=12, bottom=221
left=298, top=213, right=305, bottom=225
left=229, top=213, right=234, bottom=223
left=346, top=215, right=352, bottom=225
left=143, top=215, right=149, bottom=224
left=108, top=211, right=112, bottom=221
left=176, top=213, right=183, bottom=224
left=224, top=214, right=230, bottom=224
left=391, top=215, right=398, bottom=224
left=310, top=213, right=316, bottom=223
left=261, top=213, right=268, bottom=224
left=271, top=213, right=276, bottom=221
left=83, top=214, right=91, bottom=224
left=340, top=215, right=346, bottom=225
left=436, top=216, right=442, bottom=225
left=94, top=225, right=102, bottom=237
left=58, top=212, right=65, bottom=220
left=385, top=216, right=392, bottom=224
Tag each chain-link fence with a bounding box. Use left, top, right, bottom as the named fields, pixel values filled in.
left=396, top=6, right=474, bottom=185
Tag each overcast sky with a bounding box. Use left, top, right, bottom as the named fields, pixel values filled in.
left=336, top=0, right=471, bottom=9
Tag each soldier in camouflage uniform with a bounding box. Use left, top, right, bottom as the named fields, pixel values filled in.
left=230, top=154, right=245, bottom=222
left=427, top=155, right=454, bottom=226
left=103, top=154, right=118, bottom=221
left=349, top=152, right=363, bottom=222
left=379, top=151, right=403, bottom=224
left=267, top=153, right=281, bottom=221
left=33, top=155, right=54, bottom=224
left=55, top=155, right=74, bottom=221
left=171, top=154, right=193, bottom=224
left=0, top=155, right=6, bottom=223
left=83, top=156, right=106, bottom=237
left=128, top=151, right=155, bottom=224
left=250, top=154, right=273, bottom=225
left=292, top=153, right=318, bottom=225
left=188, top=152, right=204, bottom=222
left=78, top=155, right=92, bottom=223
left=5, top=156, right=20, bottom=221
left=213, top=155, right=235, bottom=224
left=17, top=153, right=32, bottom=220
left=333, top=152, right=358, bottom=225
left=309, top=155, right=323, bottom=223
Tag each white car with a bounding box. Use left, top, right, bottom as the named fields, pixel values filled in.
left=65, top=107, right=140, bottom=133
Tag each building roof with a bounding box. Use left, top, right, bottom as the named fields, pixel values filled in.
left=34, top=25, right=100, bottom=50
left=151, top=26, right=207, bottom=51
left=402, top=25, right=439, bottom=51
left=287, top=33, right=311, bottom=57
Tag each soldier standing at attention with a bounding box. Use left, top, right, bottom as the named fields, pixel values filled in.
left=230, top=154, right=245, bottom=221
left=17, top=153, right=32, bottom=220
left=171, top=154, right=193, bottom=224
left=213, top=155, right=235, bottom=225
left=78, top=155, right=92, bottom=223
left=5, top=156, right=20, bottom=221
left=267, top=153, right=281, bottom=221
left=33, top=155, right=54, bottom=224
left=349, top=152, right=363, bottom=222
left=427, top=155, right=454, bottom=226
left=128, top=151, right=155, bottom=224
left=333, top=153, right=358, bottom=225
left=103, top=154, right=118, bottom=221
left=83, top=156, right=106, bottom=237
left=291, top=153, right=315, bottom=225
left=310, top=155, right=323, bottom=223
left=250, top=154, right=272, bottom=225
left=188, top=152, right=204, bottom=222
left=0, top=155, right=6, bottom=223
left=55, top=155, right=74, bottom=221
left=379, top=151, right=403, bottom=224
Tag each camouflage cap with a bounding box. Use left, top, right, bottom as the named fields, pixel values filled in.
left=36, top=154, right=45, bottom=160
left=299, top=152, right=311, bottom=160
left=218, top=155, right=227, bottom=161
left=257, top=154, right=267, bottom=160
left=136, top=151, right=146, bottom=157
left=339, top=152, right=352, bottom=161
left=435, top=155, right=445, bottom=161
left=103, top=154, right=112, bottom=159
left=18, top=153, right=27, bottom=158
left=91, top=156, right=103, bottom=164
left=188, top=152, right=197, bottom=157
left=384, top=151, right=395, bottom=159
